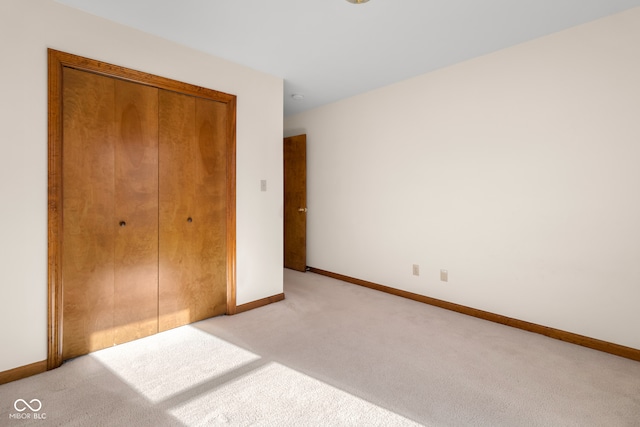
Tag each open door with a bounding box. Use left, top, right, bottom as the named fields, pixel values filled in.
left=284, top=134, right=307, bottom=271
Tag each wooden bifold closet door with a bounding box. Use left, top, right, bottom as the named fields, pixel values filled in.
left=158, top=90, right=227, bottom=331
left=61, top=67, right=227, bottom=360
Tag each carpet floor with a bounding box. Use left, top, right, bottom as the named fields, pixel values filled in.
left=1, top=269, right=639, bottom=426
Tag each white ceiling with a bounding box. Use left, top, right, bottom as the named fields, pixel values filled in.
left=56, top=0, right=640, bottom=116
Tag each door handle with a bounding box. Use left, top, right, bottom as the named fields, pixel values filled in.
left=298, top=208, right=307, bottom=212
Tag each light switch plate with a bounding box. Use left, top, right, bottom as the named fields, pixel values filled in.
left=440, top=269, right=448, bottom=282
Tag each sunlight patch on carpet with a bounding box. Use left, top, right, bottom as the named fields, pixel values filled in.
left=89, top=325, right=261, bottom=403
left=169, top=362, right=422, bottom=426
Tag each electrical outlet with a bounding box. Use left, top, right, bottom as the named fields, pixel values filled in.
left=440, top=269, right=448, bottom=282
left=412, top=264, right=420, bottom=276
left=260, top=179, right=267, bottom=192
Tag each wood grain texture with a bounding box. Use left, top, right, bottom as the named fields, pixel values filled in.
left=226, top=98, right=238, bottom=315
left=62, top=68, right=116, bottom=360
left=48, top=51, right=64, bottom=369
left=194, top=98, right=227, bottom=320
left=48, top=50, right=234, bottom=104
left=48, top=49, right=238, bottom=369
left=113, top=79, right=159, bottom=345
left=158, top=94, right=228, bottom=330
left=283, top=134, right=307, bottom=272
left=158, top=90, right=197, bottom=331
left=0, top=361, right=47, bottom=385
left=235, top=293, right=286, bottom=314
left=308, top=267, right=640, bottom=362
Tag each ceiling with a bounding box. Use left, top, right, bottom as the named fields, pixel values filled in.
left=55, top=0, right=640, bottom=117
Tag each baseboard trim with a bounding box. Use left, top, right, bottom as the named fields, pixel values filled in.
left=0, top=360, right=47, bottom=385
left=308, top=267, right=640, bottom=362
left=235, top=293, right=285, bottom=314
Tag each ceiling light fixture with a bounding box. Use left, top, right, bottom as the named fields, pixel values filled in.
left=346, top=0, right=370, bottom=3
left=291, top=94, right=305, bottom=101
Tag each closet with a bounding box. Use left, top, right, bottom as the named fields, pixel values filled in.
left=57, top=58, right=232, bottom=361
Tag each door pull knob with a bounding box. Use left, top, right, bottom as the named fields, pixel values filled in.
left=298, top=208, right=307, bottom=212
left=187, top=217, right=193, bottom=223
left=119, top=221, right=126, bottom=227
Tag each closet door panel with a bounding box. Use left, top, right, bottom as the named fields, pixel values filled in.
left=57, top=54, right=232, bottom=361
left=193, top=98, right=227, bottom=320
left=62, top=68, right=116, bottom=359
left=158, top=90, right=197, bottom=331
left=113, top=80, right=160, bottom=345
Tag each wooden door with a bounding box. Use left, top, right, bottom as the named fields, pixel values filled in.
left=49, top=49, right=237, bottom=368
left=158, top=91, right=227, bottom=331
left=62, top=69, right=159, bottom=359
left=113, top=79, right=159, bottom=345
left=284, top=134, right=307, bottom=271
left=62, top=68, right=116, bottom=359
left=193, top=97, right=228, bottom=320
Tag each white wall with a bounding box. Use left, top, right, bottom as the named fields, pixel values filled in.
left=285, top=8, right=640, bottom=349
left=0, top=0, right=283, bottom=372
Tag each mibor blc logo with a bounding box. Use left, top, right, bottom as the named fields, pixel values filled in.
left=9, top=399, right=46, bottom=420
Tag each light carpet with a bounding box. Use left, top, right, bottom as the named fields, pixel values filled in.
left=1, top=269, right=639, bottom=426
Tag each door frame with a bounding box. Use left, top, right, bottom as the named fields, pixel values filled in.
left=47, top=49, right=237, bottom=369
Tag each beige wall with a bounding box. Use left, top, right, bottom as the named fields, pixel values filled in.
left=285, top=8, right=640, bottom=349
left=0, top=0, right=283, bottom=372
